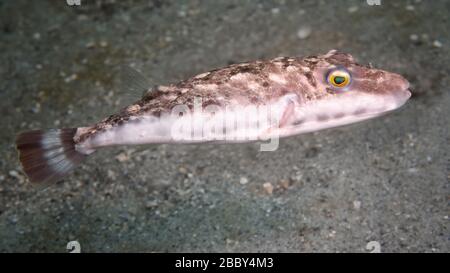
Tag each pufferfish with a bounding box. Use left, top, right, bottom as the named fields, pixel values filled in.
left=16, top=50, right=411, bottom=187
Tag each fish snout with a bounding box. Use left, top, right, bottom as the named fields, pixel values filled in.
left=385, top=72, right=411, bottom=102
left=389, top=72, right=410, bottom=91
left=393, top=88, right=412, bottom=106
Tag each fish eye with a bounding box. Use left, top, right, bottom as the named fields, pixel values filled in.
left=327, top=69, right=351, bottom=89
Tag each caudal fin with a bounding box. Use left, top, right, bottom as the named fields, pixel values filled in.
left=15, top=128, right=87, bottom=187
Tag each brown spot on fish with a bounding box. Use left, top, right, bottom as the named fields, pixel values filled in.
left=229, top=63, right=265, bottom=76
left=292, top=118, right=305, bottom=126
left=353, top=108, right=367, bottom=115
left=305, top=72, right=317, bottom=88
left=249, top=96, right=259, bottom=104
left=316, top=114, right=329, bottom=121
left=325, top=87, right=335, bottom=94
left=141, top=89, right=166, bottom=102
left=304, top=55, right=319, bottom=64
left=333, top=112, right=346, bottom=119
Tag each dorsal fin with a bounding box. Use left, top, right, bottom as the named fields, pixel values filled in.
left=117, top=65, right=153, bottom=107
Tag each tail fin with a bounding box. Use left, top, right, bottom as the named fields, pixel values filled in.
left=15, top=128, right=87, bottom=187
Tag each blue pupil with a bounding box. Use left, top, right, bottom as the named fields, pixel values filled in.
left=334, top=76, right=345, bottom=84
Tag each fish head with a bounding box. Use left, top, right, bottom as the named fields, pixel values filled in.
left=294, top=50, right=411, bottom=129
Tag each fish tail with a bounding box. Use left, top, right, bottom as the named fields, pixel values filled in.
left=15, top=128, right=88, bottom=188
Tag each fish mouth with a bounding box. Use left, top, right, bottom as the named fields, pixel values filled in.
left=360, top=88, right=411, bottom=119
left=389, top=87, right=412, bottom=110
left=349, top=87, right=412, bottom=117
left=403, top=88, right=412, bottom=99
left=405, top=88, right=412, bottom=99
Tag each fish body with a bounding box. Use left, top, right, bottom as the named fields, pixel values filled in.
left=16, top=50, right=411, bottom=186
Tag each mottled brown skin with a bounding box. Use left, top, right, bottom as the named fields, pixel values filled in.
left=75, top=50, right=405, bottom=143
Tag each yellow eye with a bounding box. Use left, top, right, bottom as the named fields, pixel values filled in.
left=327, top=69, right=351, bottom=88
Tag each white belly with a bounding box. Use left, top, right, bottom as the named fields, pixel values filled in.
left=80, top=105, right=288, bottom=150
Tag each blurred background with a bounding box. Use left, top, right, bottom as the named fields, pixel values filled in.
left=0, top=0, right=448, bottom=252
